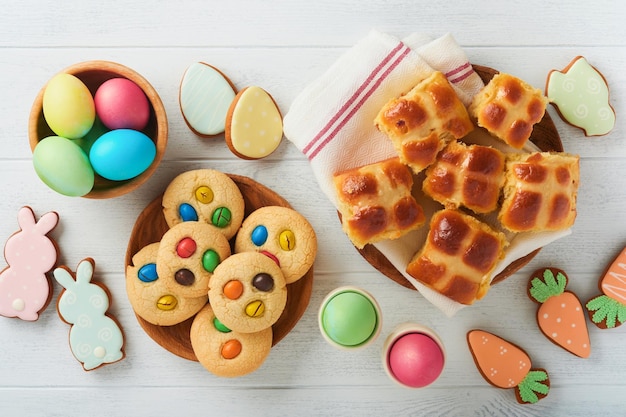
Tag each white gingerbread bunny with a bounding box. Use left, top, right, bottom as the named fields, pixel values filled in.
left=54, top=258, right=125, bottom=371
left=0, top=206, right=59, bottom=321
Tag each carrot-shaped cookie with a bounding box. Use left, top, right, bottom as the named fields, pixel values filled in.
left=528, top=268, right=590, bottom=358
left=586, top=247, right=626, bottom=329
left=467, top=329, right=550, bottom=404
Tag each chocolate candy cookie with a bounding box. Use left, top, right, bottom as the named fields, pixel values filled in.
left=190, top=304, right=272, bottom=377
left=126, top=243, right=207, bottom=326
left=162, top=169, right=245, bottom=240
left=234, top=206, right=317, bottom=284
left=208, top=251, right=287, bottom=333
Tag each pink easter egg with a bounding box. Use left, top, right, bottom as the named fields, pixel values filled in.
left=94, top=78, right=150, bottom=130
left=387, top=333, right=445, bottom=388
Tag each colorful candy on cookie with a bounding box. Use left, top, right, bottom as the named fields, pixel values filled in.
left=53, top=258, right=125, bottom=371
left=318, top=286, right=381, bottom=350
left=179, top=62, right=237, bottom=137
left=0, top=206, right=59, bottom=321
left=528, top=267, right=590, bottom=358
left=467, top=329, right=550, bottom=404
left=156, top=221, right=231, bottom=299
left=162, top=169, right=245, bottom=240
left=382, top=323, right=445, bottom=388
left=208, top=251, right=287, bottom=334
left=225, top=86, right=284, bottom=160
left=190, top=304, right=273, bottom=377
left=586, top=247, right=626, bottom=329
left=234, top=206, right=317, bottom=284
left=546, top=56, right=615, bottom=136
left=126, top=243, right=207, bottom=326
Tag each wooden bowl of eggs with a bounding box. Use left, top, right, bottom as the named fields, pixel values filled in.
left=28, top=60, right=168, bottom=199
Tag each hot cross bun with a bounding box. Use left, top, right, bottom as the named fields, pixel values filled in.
left=423, top=140, right=505, bottom=214
left=406, top=209, right=507, bottom=305
left=499, top=152, right=579, bottom=232
left=375, top=71, right=474, bottom=174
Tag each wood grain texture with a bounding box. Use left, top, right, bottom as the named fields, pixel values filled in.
left=1, top=1, right=625, bottom=416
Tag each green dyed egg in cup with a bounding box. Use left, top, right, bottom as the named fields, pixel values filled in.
left=318, top=286, right=381, bottom=350
left=28, top=60, right=167, bottom=199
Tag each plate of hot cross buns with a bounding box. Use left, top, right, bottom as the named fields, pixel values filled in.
left=333, top=65, right=579, bottom=306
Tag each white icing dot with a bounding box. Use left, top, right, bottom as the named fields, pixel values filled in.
left=12, top=298, right=25, bottom=311
left=93, top=346, right=106, bottom=358
left=543, top=313, right=549, bottom=319
left=552, top=332, right=558, bottom=338
left=248, top=106, right=254, bottom=112
left=243, top=122, right=250, bottom=129
left=583, top=344, right=588, bottom=348
left=561, top=303, right=566, bottom=308
left=567, top=339, right=572, bottom=344
left=576, top=306, right=580, bottom=311
left=571, top=323, right=576, bottom=328
left=556, top=317, right=562, bottom=323
left=259, top=129, right=266, bottom=136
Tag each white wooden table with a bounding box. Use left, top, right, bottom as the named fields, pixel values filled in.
left=1, top=1, right=625, bottom=416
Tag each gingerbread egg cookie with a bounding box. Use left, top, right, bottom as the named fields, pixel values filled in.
left=157, top=222, right=231, bottom=299
left=126, top=243, right=207, bottom=326
left=208, top=251, right=287, bottom=334
left=162, top=169, right=245, bottom=240
left=179, top=62, right=237, bottom=137
left=234, top=206, right=317, bottom=284
left=225, top=86, right=283, bottom=160
left=190, top=304, right=272, bottom=377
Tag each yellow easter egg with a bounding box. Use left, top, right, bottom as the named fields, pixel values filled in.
left=42, top=73, right=95, bottom=139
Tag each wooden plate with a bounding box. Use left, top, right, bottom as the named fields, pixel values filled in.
left=125, top=174, right=314, bottom=361
left=355, top=65, right=563, bottom=291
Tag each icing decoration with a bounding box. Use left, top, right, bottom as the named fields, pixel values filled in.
left=546, top=56, right=615, bottom=136
left=179, top=62, right=236, bottom=137
left=54, top=258, right=124, bottom=371
left=528, top=268, right=590, bottom=358
left=226, top=86, right=283, bottom=159
left=467, top=330, right=550, bottom=404
left=245, top=300, right=265, bottom=317
left=195, top=186, right=214, bottom=204
left=586, top=246, right=626, bottom=328
left=0, top=206, right=59, bottom=321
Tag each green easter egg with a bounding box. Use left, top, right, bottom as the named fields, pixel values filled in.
left=33, top=136, right=95, bottom=197
left=321, top=291, right=378, bottom=347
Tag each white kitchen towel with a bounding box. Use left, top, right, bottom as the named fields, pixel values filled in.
left=283, top=30, right=566, bottom=316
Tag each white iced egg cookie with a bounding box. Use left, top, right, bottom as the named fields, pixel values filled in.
left=190, top=304, right=273, bottom=378
left=126, top=243, right=207, bottom=326
left=162, top=169, right=245, bottom=240
left=225, top=86, right=283, bottom=159
left=234, top=206, right=317, bottom=284
left=179, top=62, right=237, bottom=137
left=156, top=222, right=231, bottom=299
left=208, top=251, right=287, bottom=334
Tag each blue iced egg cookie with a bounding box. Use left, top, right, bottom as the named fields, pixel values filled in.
left=162, top=169, right=245, bottom=240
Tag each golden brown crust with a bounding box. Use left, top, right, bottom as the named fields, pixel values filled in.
left=406, top=209, right=507, bottom=305
left=468, top=73, right=548, bottom=149
left=499, top=152, right=579, bottom=232
left=423, top=141, right=505, bottom=214
left=334, top=158, right=425, bottom=249
left=375, top=71, right=474, bottom=174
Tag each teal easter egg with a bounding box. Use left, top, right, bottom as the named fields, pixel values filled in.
left=33, top=136, right=95, bottom=196
left=89, top=129, right=156, bottom=181
left=42, top=73, right=95, bottom=139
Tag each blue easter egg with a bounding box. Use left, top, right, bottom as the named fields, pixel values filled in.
left=89, top=129, right=156, bottom=181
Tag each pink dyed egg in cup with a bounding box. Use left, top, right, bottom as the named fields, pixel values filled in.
left=382, top=323, right=445, bottom=388
left=318, top=286, right=381, bottom=350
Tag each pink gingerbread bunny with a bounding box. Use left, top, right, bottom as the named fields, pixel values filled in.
left=0, top=206, right=59, bottom=321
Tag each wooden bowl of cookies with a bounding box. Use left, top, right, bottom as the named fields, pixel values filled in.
left=28, top=60, right=168, bottom=199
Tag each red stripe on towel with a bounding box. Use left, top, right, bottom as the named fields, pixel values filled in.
left=303, top=42, right=411, bottom=160
left=445, top=61, right=471, bottom=78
